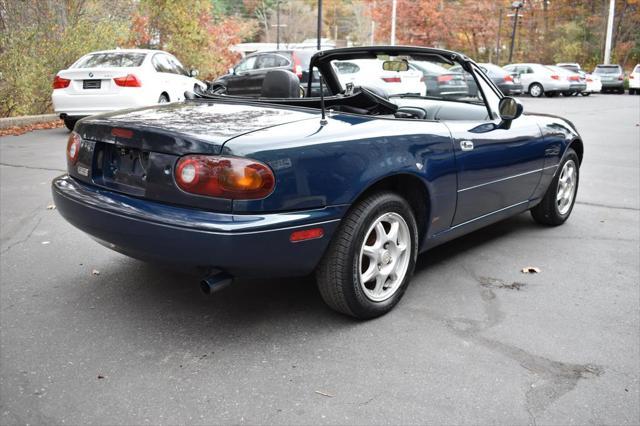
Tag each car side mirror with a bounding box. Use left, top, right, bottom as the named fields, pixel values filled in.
left=498, top=96, right=523, bottom=121
left=189, top=69, right=199, bottom=77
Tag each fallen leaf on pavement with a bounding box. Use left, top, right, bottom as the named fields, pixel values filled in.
left=521, top=266, right=540, bottom=274
left=46, top=204, right=56, bottom=210
left=92, top=269, right=100, bottom=276
left=315, top=390, right=334, bottom=398
left=97, top=375, right=105, bottom=379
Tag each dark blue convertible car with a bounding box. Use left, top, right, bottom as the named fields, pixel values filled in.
left=53, top=46, right=583, bottom=318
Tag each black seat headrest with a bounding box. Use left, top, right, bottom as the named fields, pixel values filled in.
left=261, top=70, right=300, bottom=98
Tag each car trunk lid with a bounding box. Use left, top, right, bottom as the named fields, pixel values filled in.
left=70, top=101, right=317, bottom=212
left=56, top=67, right=140, bottom=95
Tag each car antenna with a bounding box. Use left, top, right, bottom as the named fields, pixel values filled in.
left=319, top=69, right=328, bottom=126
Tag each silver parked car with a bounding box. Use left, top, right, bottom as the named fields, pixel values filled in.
left=503, top=63, right=570, bottom=97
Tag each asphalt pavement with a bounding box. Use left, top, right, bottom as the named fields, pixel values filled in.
left=1, top=94, right=639, bottom=425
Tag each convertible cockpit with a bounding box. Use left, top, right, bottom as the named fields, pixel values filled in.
left=196, top=46, right=495, bottom=122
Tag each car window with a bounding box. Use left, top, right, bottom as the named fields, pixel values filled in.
left=594, top=65, right=621, bottom=74
left=152, top=54, right=175, bottom=73
left=329, top=55, right=488, bottom=118
left=73, top=53, right=146, bottom=68
left=235, top=56, right=257, bottom=73
left=255, top=54, right=290, bottom=69
left=168, top=56, right=189, bottom=76
left=334, top=61, right=360, bottom=74
left=634, top=65, right=640, bottom=73
left=471, top=64, right=500, bottom=119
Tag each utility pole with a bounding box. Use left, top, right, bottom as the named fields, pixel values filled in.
left=495, top=7, right=503, bottom=65
left=370, top=20, right=375, bottom=45
left=317, top=0, right=322, bottom=50
left=508, top=1, right=523, bottom=64
left=390, top=0, right=397, bottom=46
left=603, top=0, right=615, bottom=64
left=276, top=1, right=280, bottom=49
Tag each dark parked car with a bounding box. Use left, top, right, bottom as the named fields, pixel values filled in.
left=451, top=63, right=523, bottom=97
left=53, top=46, right=583, bottom=319
left=594, top=64, right=625, bottom=93
left=409, top=61, right=468, bottom=98
left=209, top=49, right=320, bottom=97
left=479, top=63, right=523, bottom=95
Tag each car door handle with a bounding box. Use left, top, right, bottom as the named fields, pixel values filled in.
left=460, top=140, right=474, bottom=151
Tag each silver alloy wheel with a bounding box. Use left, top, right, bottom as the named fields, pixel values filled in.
left=530, top=84, right=542, bottom=97
left=358, top=212, right=411, bottom=302
left=556, top=159, right=577, bottom=215
left=158, top=95, right=168, bottom=103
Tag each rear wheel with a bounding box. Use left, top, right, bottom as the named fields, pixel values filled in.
left=531, top=148, right=579, bottom=226
left=63, top=117, right=77, bottom=131
left=316, top=191, right=418, bottom=319
left=529, top=83, right=544, bottom=98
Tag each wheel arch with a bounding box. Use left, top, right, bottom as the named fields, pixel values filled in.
left=528, top=82, right=543, bottom=92
left=160, top=92, right=170, bottom=101
left=568, top=138, right=584, bottom=165
left=347, top=173, right=431, bottom=247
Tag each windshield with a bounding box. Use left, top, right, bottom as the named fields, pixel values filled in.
left=558, top=64, right=580, bottom=73
left=330, top=54, right=482, bottom=104
left=594, top=66, right=621, bottom=74
left=73, top=53, right=146, bottom=68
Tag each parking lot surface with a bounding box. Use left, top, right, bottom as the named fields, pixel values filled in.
left=1, top=94, right=639, bottom=425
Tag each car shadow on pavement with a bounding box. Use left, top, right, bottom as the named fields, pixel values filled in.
left=76, top=212, right=541, bottom=339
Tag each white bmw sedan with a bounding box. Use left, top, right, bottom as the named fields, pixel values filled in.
left=52, top=49, right=205, bottom=130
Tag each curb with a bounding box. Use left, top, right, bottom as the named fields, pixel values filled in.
left=0, top=114, right=59, bottom=129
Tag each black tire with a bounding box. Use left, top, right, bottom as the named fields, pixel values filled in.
left=531, top=148, right=580, bottom=226
left=529, top=83, right=544, bottom=98
left=158, top=94, right=169, bottom=103
left=63, top=117, right=77, bottom=131
left=562, top=91, right=572, bottom=97
left=316, top=191, right=419, bottom=319
left=581, top=92, right=591, bottom=96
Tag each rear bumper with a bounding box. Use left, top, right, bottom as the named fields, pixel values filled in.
left=52, top=89, right=156, bottom=117
left=600, top=81, right=624, bottom=89
left=499, top=83, right=523, bottom=95
left=52, top=175, right=343, bottom=277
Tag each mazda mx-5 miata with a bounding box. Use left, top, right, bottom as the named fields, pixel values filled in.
left=53, top=46, right=583, bottom=319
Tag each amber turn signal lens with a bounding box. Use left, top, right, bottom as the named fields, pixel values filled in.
left=174, top=155, right=275, bottom=200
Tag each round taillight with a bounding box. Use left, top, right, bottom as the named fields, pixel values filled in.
left=174, top=155, right=275, bottom=200
left=67, top=132, right=81, bottom=164
left=176, top=158, right=200, bottom=187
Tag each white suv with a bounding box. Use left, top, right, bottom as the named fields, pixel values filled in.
left=52, top=49, right=205, bottom=130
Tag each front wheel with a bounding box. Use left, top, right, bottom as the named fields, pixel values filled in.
left=531, top=148, right=579, bottom=226
left=316, top=192, right=418, bottom=319
left=158, top=94, right=169, bottom=103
